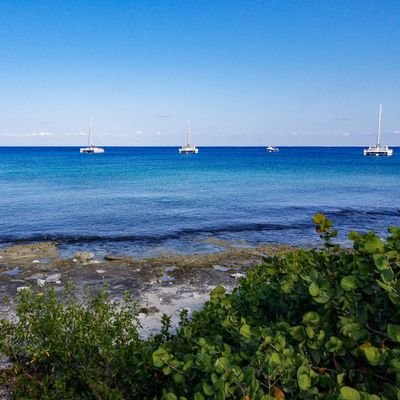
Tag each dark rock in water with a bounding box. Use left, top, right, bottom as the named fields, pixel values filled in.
left=139, top=306, right=160, bottom=315
left=104, top=254, right=133, bottom=262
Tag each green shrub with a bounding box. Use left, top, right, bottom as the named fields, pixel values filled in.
left=1, top=214, right=399, bottom=399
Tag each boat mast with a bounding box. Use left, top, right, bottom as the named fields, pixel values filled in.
left=89, top=118, right=93, bottom=147
left=187, top=120, right=191, bottom=146
left=376, top=104, right=382, bottom=147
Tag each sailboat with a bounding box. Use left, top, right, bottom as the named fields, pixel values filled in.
left=364, top=104, right=393, bottom=156
left=179, top=120, right=198, bottom=154
left=80, top=120, right=104, bottom=154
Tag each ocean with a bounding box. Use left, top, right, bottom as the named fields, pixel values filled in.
left=0, top=146, right=399, bottom=257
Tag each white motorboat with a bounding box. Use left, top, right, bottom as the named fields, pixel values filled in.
left=364, top=104, right=393, bottom=156
left=80, top=120, right=104, bottom=154
left=266, top=145, right=279, bottom=152
left=179, top=121, right=198, bottom=154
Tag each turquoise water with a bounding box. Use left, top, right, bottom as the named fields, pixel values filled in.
left=0, top=147, right=399, bottom=256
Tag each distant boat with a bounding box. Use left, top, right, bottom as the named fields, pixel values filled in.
left=179, top=121, right=198, bottom=154
left=364, top=104, right=393, bottom=156
left=266, top=145, right=279, bottom=152
left=80, top=120, right=104, bottom=154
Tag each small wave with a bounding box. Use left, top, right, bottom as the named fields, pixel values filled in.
left=0, top=222, right=310, bottom=246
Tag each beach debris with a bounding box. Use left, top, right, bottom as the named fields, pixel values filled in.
left=32, top=259, right=40, bottom=264
left=230, top=272, right=245, bottom=280
left=74, top=252, right=95, bottom=263
left=139, top=306, right=159, bottom=315
left=72, top=258, right=78, bottom=263
left=213, top=264, right=230, bottom=272
left=88, top=260, right=101, bottom=264
left=96, top=269, right=106, bottom=274
left=16, top=286, right=30, bottom=292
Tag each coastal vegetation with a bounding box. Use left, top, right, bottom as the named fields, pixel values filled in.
left=1, top=214, right=399, bottom=399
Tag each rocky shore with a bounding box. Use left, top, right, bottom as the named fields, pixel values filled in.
left=0, top=240, right=292, bottom=336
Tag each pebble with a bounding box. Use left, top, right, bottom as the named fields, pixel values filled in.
left=72, top=258, right=78, bottom=263
left=96, top=269, right=106, bottom=274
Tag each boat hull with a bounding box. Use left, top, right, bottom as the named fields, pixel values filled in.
left=179, top=147, right=198, bottom=154
left=80, top=147, right=105, bottom=154
left=363, top=147, right=393, bottom=156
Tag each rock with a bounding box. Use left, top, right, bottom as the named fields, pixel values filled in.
left=230, top=272, right=245, bottom=280
left=16, top=286, right=30, bottom=292
left=104, top=254, right=135, bottom=263
left=192, top=292, right=201, bottom=299
left=96, top=269, right=106, bottom=274
left=213, top=264, right=230, bottom=272
left=37, top=279, right=46, bottom=287
left=74, top=252, right=95, bottom=263
left=139, top=306, right=160, bottom=315
left=27, top=273, right=46, bottom=280
left=72, top=258, right=78, bottom=263
left=45, top=273, right=61, bottom=283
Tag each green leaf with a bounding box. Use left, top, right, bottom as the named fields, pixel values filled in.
left=373, top=254, right=390, bottom=270
left=173, top=373, right=185, bottom=384
left=152, top=347, right=170, bottom=368
left=298, top=374, right=311, bottom=390
left=309, top=282, right=320, bottom=297
left=340, top=276, right=357, bottom=291
left=387, top=324, right=400, bottom=342
left=164, top=393, right=177, bottom=400
left=363, top=346, right=383, bottom=366
left=211, top=286, right=225, bottom=298
left=339, top=386, right=361, bottom=400
left=302, top=311, right=320, bottom=325
left=194, top=392, right=205, bottom=400
left=240, top=323, right=251, bottom=338
left=214, top=357, right=230, bottom=374
left=363, top=236, right=384, bottom=254
left=203, top=382, right=214, bottom=396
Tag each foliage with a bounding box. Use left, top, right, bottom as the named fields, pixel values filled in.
left=1, top=214, right=400, bottom=399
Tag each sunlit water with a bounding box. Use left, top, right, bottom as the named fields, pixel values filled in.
left=0, top=147, right=399, bottom=256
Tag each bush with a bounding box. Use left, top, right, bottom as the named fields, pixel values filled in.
left=1, top=214, right=399, bottom=399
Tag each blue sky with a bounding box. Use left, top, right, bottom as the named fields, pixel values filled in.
left=0, top=0, right=399, bottom=146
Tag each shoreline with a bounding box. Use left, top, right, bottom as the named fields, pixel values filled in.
left=0, top=241, right=293, bottom=335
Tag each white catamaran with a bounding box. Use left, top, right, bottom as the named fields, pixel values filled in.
left=80, top=120, right=104, bottom=154
left=364, top=104, right=393, bottom=156
left=179, top=120, right=198, bottom=154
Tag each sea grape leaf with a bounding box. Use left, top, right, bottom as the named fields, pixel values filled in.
left=387, top=324, right=400, bottom=342
left=340, top=276, right=357, bottom=291
left=298, top=374, right=311, bottom=390
left=339, top=386, right=361, bottom=400
left=363, top=236, right=384, bottom=254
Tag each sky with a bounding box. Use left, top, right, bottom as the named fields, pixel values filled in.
left=0, top=0, right=399, bottom=146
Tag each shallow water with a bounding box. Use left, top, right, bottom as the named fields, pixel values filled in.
left=0, top=146, right=399, bottom=255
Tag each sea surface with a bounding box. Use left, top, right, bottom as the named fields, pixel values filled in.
left=0, top=147, right=399, bottom=257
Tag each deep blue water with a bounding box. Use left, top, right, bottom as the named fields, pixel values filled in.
left=0, top=147, right=399, bottom=256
